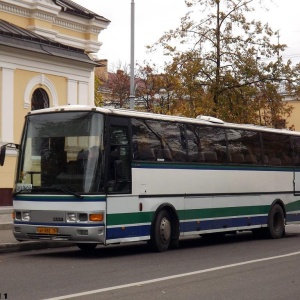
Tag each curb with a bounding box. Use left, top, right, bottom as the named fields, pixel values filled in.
left=0, top=207, right=75, bottom=253
left=0, top=223, right=13, bottom=230
left=0, top=241, right=75, bottom=254
left=0, top=207, right=13, bottom=230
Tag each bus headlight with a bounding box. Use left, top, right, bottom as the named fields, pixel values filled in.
left=79, top=213, right=88, bottom=222
left=15, top=211, right=22, bottom=220
left=66, top=212, right=104, bottom=223
left=22, top=211, right=30, bottom=221
left=67, top=213, right=76, bottom=222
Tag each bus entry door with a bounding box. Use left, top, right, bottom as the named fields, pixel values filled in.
left=294, top=171, right=300, bottom=195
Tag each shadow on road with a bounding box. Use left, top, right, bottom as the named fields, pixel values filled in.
left=23, top=228, right=300, bottom=260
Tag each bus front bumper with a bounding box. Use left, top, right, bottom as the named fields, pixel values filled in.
left=12, top=223, right=106, bottom=244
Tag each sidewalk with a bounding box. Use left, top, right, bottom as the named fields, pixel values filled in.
left=0, top=206, right=13, bottom=230
left=0, top=206, right=74, bottom=254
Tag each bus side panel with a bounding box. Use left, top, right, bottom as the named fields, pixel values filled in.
left=131, top=165, right=298, bottom=236
left=288, top=169, right=300, bottom=223
left=106, top=195, right=147, bottom=243
left=182, top=195, right=268, bottom=235
left=105, top=198, right=185, bottom=244
left=285, top=195, right=300, bottom=223
left=131, top=167, right=292, bottom=199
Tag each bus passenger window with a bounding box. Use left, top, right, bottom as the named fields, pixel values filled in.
left=293, top=137, right=300, bottom=166
left=262, top=132, right=293, bottom=166
left=226, top=129, right=261, bottom=165
left=132, top=118, right=187, bottom=163
left=186, top=125, right=226, bottom=164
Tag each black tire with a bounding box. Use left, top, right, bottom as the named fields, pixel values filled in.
left=267, top=204, right=285, bottom=239
left=149, top=210, right=172, bottom=252
left=77, top=243, right=97, bottom=252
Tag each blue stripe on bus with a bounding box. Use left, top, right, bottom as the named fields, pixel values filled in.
left=106, top=225, right=151, bottom=239
left=286, top=213, right=300, bottom=223
left=106, top=216, right=271, bottom=240
left=181, top=216, right=268, bottom=232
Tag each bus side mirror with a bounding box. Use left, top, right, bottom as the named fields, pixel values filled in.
left=0, top=145, right=6, bottom=166
left=0, top=143, right=19, bottom=166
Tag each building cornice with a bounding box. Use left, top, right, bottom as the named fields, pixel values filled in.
left=0, top=0, right=109, bottom=53
left=0, top=2, right=30, bottom=18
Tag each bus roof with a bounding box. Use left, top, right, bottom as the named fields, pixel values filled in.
left=27, top=105, right=300, bottom=136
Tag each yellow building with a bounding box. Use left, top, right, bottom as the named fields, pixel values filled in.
left=282, top=95, right=300, bottom=131
left=0, top=0, right=110, bottom=205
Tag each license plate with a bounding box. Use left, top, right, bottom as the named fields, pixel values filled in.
left=37, top=227, right=58, bottom=235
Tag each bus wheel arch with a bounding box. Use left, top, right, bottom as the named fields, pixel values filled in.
left=149, top=204, right=180, bottom=252
left=270, top=199, right=286, bottom=218
left=267, top=199, right=286, bottom=239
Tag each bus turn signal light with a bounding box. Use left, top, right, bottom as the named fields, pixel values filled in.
left=89, top=214, right=103, bottom=222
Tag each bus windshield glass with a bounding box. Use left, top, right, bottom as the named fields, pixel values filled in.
left=16, top=111, right=105, bottom=195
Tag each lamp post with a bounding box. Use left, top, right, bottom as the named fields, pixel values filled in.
left=256, top=52, right=262, bottom=125
left=129, top=0, right=135, bottom=110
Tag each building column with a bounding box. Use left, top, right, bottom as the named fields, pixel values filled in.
left=89, top=70, right=95, bottom=106
left=67, top=79, right=78, bottom=105
left=1, top=67, right=14, bottom=144
left=0, top=67, right=15, bottom=206
left=78, top=81, right=88, bottom=105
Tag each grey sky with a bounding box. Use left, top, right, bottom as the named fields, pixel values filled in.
left=73, top=0, right=300, bottom=68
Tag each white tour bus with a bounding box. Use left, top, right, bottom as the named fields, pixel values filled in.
left=1, top=105, right=300, bottom=252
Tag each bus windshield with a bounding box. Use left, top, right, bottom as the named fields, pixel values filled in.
left=16, top=111, right=105, bottom=195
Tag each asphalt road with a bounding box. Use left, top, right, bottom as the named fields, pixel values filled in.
left=1, top=226, right=300, bottom=300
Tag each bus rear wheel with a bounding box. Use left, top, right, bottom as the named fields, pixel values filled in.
left=267, top=204, right=285, bottom=239
left=149, top=210, right=172, bottom=252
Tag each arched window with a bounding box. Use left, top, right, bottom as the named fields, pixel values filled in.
left=31, top=88, right=49, bottom=111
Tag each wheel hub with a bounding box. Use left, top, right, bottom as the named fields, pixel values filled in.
left=160, top=217, right=171, bottom=243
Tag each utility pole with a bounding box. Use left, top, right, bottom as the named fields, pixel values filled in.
left=129, top=0, right=135, bottom=110
left=277, top=30, right=280, bottom=60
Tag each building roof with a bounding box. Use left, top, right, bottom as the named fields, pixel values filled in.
left=0, top=19, right=97, bottom=65
left=53, top=0, right=110, bottom=23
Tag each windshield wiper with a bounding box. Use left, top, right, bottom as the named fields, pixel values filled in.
left=16, top=187, right=84, bottom=199
left=50, top=187, right=84, bottom=199
left=13, top=189, right=31, bottom=196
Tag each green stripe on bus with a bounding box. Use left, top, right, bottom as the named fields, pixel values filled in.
left=132, top=162, right=293, bottom=172
left=107, top=205, right=270, bottom=226
left=286, top=200, right=300, bottom=212
left=107, top=211, right=154, bottom=226
left=179, top=205, right=269, bottom=220
left=182, top=205, right=270, bottom=219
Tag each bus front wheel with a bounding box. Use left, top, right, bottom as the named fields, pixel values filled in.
left=149, top=210, right=172, bottom=252
left=267, top=204, right=285, bottom=239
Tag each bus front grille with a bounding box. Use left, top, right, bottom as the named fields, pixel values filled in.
left=26, top=233, right=73, bottom=240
